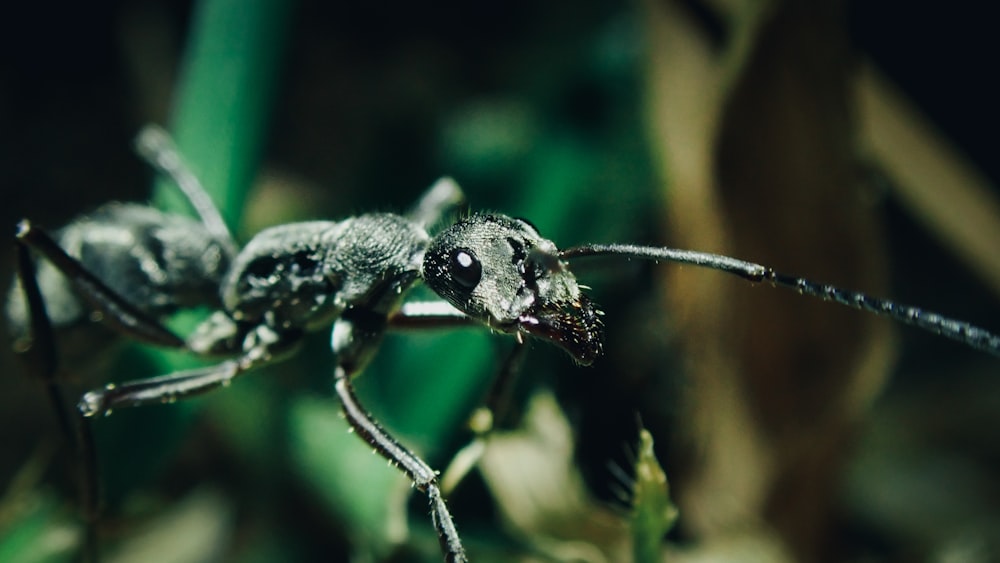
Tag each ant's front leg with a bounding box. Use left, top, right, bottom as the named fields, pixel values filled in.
left=333, top=310, right=468, bottom=563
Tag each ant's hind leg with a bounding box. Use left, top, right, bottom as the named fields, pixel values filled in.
left=13, top=218, right=215, bottom=562
left=13, top=231, right=101, bottom=562
left=14, top=232, right=63, bottom=428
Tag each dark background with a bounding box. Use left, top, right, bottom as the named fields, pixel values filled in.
left=1, top=1, right=997, bottom=561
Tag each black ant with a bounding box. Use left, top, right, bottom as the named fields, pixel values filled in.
left=8, top=126, right=999, bottom=562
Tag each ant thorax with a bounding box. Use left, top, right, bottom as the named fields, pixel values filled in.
left=222, top=213, right=428, bottom=332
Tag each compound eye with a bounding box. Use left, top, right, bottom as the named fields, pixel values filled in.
left=450, top=248, right=482, bottom=289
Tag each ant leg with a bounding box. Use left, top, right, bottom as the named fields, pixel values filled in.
left=407, top=177, right=467, bottom=229
left=333, top=366, right=467, bottom=563
left=76, top=417, right=100, bottom=563
left=14, top=235, right=64, bottom=431
left=441, top=338, right=528, bottom=494
left=80, top=360, right=244, bottom=417
left=14, top=228, right=102, bottom=562
left=68, top=331, right=295, bottom=558
left=78, top=326, right=300, bottom=418
left=471, top=337, right=529, bottom=434
left=387, top=301, right=531, bottom=493
left=15, top=221, right=186, bottom=348
left=133, top=125, right=236, bottom=255
left=333, top=311, right=467, bottom=562
left=388, top=300, right=475, bottom=330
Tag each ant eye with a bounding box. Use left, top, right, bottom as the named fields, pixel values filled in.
left=450, top=248, right=482, bottom=289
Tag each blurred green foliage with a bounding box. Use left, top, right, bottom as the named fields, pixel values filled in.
left=630, top=429, right=677, bottom=563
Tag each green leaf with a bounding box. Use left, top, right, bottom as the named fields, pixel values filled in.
left=154, top=0, right=293, bottom=228
left=631, top=429, right=678, bottom=563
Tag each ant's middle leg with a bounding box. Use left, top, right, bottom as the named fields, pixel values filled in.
left=79, top=325, right=301, bottom=417
left=14, top=236, right=101, bottom=562
left=59, top=326, right=297, bottom=559
left=9, top=225, right=174, bottom=562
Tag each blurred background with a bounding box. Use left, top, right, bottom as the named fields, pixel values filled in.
left=0, top=0, right=998, bottom=561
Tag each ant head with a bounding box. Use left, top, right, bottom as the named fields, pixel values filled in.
left=422, top=214, right=604, bottom=365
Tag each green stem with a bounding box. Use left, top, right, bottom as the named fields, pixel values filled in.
left=154, top=0, right=294, bottom=231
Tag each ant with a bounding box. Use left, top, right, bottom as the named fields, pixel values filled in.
left=8, top=126, right=1000, bottom=563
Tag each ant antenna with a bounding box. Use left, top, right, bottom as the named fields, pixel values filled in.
left=134, top=125, right=237, bottom=255
left=560, top=243, right=1000, bottom=358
